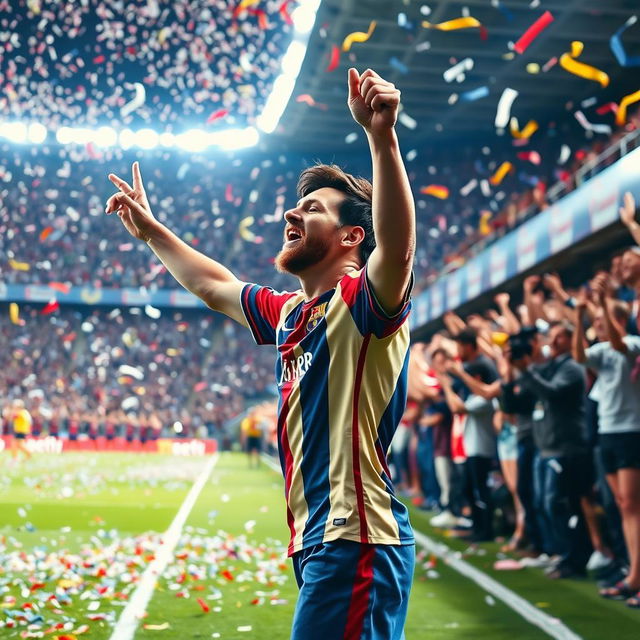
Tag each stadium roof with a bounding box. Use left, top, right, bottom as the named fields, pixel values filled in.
left=276, top=0, right=640, bottom=151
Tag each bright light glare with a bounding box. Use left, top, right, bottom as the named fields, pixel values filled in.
left=27, top=123, right=47, bottom=144
left=175, top=129, right=211, bottom=152
left=215, top=127, right=260, bottom=150
left=281, top=40, right=306, bottom=76
left=257, top=75, right=295, bottom=134
left=93, top=126, right=117, bottom=147
left=134, top=128, right=159, bottom=149
left=159, top=132, right=175, bottom=147
left=119, top=128, right=135, bottom=150
left=56, top=127, right=72, bottom=144
left=0, top=122, right=28, bottom=143
left=292, top=0, right=320, bottom=35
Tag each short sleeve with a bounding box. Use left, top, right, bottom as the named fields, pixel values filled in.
left=338, top=267, right=413, bottom=339
left=240, top=284, right=298, bottom=345
left=584, top=342, right=606, bottom=369
left=624, top=335, right=640, bottom=357
left=464, top=395, right=493, bottom=415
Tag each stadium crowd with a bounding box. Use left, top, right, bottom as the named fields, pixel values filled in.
left=1, top=106, right=638, bottom=297
left=392, top=196, right=640, bottom=605
left=0, top=304, right=275, bottom=443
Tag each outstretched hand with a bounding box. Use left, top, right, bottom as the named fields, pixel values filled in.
left=620, top=191, right=637, bottom=227
left=347, top=68, right=400, bottom=135
left=105, top=162, right=157, bottom=242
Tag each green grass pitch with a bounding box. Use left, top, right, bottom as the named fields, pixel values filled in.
left=1, top=451, right=637, bottom=639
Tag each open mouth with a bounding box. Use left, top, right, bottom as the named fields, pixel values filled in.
left=284, top=227, right=303, bottom=245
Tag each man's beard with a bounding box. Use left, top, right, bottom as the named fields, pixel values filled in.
left=275, top=234, right=331, bottom=275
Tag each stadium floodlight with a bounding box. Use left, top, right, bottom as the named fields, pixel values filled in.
left=134, top=128, right=160, bottom=149
left=0, top=121, right=28, bottom=143
left=27, top=123, right=47, bottom=144
left=215, top=127, right=260, bottom=151
left=257, top=75, right=296, bottom=134
left=175, top=129, right=211, bottom=152
left=93, top=126, right=118, bottom=148
left=291, top=0, right=321, bottom=35
left=281, top=40, right=307, bottom=76
left=56, top=126, right=73, bottom=144
left=159, top=132, right=175, bottom=147
left=67, top=128, right=94, bottom=145
left=119, top=128, right=136, bottom=150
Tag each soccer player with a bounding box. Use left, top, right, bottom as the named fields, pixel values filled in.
left=240, top=407, right=264, bottom=469
left=106, top=68, right=415, bottom=639
left=10, top=399, right=32, bottom=461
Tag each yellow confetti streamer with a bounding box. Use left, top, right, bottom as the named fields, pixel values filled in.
left=616, top=88, right=640, bottom=126
left=422, top=17, right=481, bottom=31
left=342, top=21, right=377, bottom=52
left=9, top=258, right=30, bottom=271
left=489, top=161, right=513, bottom=186
left=238, top=0, right=260, bottom=8
left=479, top=211, right=493, bottom=236
left=239, top=216, right=257, bottom=242
left=9, top=302, right=20, bottom=325
left=510, top=118, right=539, bottom=140
left=559, top=41, right=610, bottom=88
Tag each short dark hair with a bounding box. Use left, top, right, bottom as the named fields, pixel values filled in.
left=296, top=164, right=376, bottom=265
left=453, top=328, right=478, bottom=348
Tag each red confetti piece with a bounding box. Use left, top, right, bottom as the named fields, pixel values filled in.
left=295, top=94, right=328, bottom=110
left=479, top=25, right=488, bottom=41
left=196, top=598, right=210, bottom=613
left=225, top=184, right=234, bottom=202
left=206, top=109, right=228, bottom=124
left=247, top=8, right=268, bottom=30
left=279, top=0, right=294, bottom=25
left=39, top=226, right=53, bottom=241
left=221, top=570, right=234, bottom=581
left=92, top=55, right=105, bottom=64
left=193, top=381, right=207, bottom=392
left=326, top=45, right=340, bottom=72
left=517, top=151, right=542, bottom=165
left=596, top=102, right=618, bottom=116
left=41, top=300, right=60, bottom=315
left=513, top=11, right=554, bottom=55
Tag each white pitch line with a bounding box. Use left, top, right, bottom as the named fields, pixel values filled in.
left=109, top=453, right=219, bottom=640
left=260, top=452, right=281, bottom=473
left=413, top=530, right=583, bottom=640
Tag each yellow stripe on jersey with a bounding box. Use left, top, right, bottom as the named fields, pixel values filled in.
left=324, top=292, right=363, bottom=542
left=356, top=325, right=411, bottom=542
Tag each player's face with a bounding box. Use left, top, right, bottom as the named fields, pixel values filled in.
left=275, top=187, right=346, bottom=275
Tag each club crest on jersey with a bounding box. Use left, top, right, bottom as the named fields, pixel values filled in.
left=306, top=302, right=327, bottom=332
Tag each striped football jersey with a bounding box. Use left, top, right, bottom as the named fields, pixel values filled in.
left=240, top=267, right=414, bottom=555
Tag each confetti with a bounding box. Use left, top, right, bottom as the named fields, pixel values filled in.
left=489, top=161, right=513, bottom=186
left=279, top=0, right=294, bottom=26
left=610, top=16, right=640, bottom=67
left=422, top=17, right=481, bottom=31
left=542, top=56, right=558, bottom=72
left=143, top=623, right=170, bottom=630
left=120, top=83, right=146, bottom=118
left=616, top=88, right=640, bottom=126
left=239, top=216, right=263, bottom=243
left=595, top=102, right=619, bottom=116
left=443, top=58, right=474, bottom=83
left=517, top=151, right=542, bottom=165
left=526, top=63, right=540, bottom=74
left=342, top=21, right=376, bottom=52
left=295, top=94, right=328, bottom=110
left=196, top=598, right=210, bottom=613
left=560, top=41, right=610, bottom=88
left=460, top=179, right=478, bottom=196
left=420, top=185, right=449, bottom=199
left=49, top=282, right=71, bottom=294
left=345, top=132, right=358, bottom=144
left=206, top=109, right=229, bottom=124
left=326, top=45, right=340, bottom=72
left=389, top=57, right=409, bottom=74
left=494, top=88, right=518, bottom=128
left=509, top=118, right=538, bottom=139
left=513, top=11, right=554, bottom=54
left=9, top=303, right=20, bottom=325
left=479, top=211, right=492, bottom=235
left=41, top=299, right=60, bottom=315
left=397, top=112, right=417, bottom=129
left=459, top=86, right=489, bottom=102
left=558, top=144, right=571, bottom=164
left=574, top=110, right=612, bottom=135
left=9, top=259, right=31, bottom=271
left=39, top=226, right=54, bottom=241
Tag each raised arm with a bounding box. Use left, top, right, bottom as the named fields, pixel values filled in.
left=105, top=163, right=248, bottom=327
left=494, top=293, right=521, bottom=335
left=347, top=68, right=415, bottom=314
left=593, top=273, right=628, bottom=354
left=620, top=191, right=640, bottom=246
left=572, top=288, right=589, bottom=364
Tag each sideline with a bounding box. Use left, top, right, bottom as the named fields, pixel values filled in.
left=413, top=530, right=583, bottom=640
left=109, top=453, right=220, bottom=640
